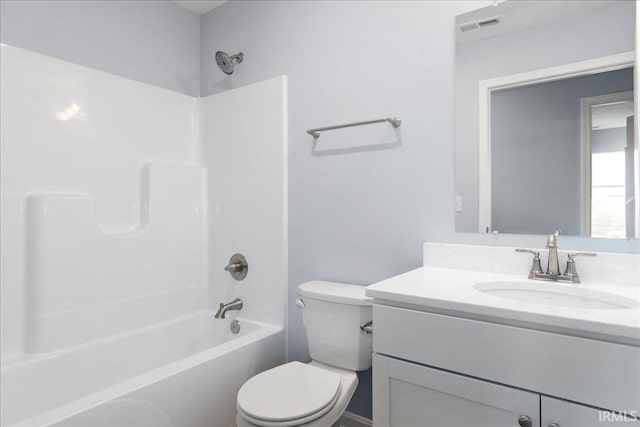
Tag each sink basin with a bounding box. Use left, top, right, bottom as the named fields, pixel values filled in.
left=474, top=281, right=639, bottom=310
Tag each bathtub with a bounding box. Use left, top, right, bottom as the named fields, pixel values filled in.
left=1, top=312, right=285, bottom=426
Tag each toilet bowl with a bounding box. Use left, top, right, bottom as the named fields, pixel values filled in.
left=236, top=362, right=357, bottom=427
left=236, top=281, right=372, bottom=427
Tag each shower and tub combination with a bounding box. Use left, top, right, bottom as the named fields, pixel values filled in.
left=0, top=45, right=288, bottom=426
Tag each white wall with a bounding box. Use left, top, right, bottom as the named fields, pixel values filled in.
left=455, top=2, right=635, bottom=232
left=0, top=0, right=200, bottom=96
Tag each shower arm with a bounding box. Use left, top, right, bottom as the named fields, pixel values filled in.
left=229, top=53, right=244, bottom=63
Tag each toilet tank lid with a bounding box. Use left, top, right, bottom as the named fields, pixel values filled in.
left=298, top=281, right=373, bottom=306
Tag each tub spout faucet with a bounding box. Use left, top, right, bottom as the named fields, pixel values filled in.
left=215, top=298, right=243, bottom=319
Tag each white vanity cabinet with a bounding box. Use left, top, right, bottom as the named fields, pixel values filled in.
left=371, top=304, right=640, bottom=427
left=373, top=354, right=539, bottom=427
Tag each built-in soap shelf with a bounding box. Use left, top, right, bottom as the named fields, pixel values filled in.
left=15, top=162, right=208, bottom=353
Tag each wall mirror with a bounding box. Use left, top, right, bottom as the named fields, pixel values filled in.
left=454, top=0, right=637, bottom=239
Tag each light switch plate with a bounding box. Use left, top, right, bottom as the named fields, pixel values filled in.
left=455, top=196, right=463, bottom=212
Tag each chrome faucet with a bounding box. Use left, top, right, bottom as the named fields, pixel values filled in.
left=516, top=234, right=595, bottom=284
left=545, top=234, right=560, bottom=276
left=215, top=298, right=243, bottom=319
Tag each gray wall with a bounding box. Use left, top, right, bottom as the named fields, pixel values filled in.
left=0, top=0, right=200, bottom=96
left=491, top=68, right=633, bottom=235
left=455, top=2, right=635, bottom=232
left=201, top=0, right=639, bottom=418
left=201, top=0, right=484, bottom=417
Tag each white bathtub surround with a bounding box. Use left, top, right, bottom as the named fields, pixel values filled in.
left=366, top=242, right=640, bottom=345
left=1, top=45, right=288, bottom=426
left=0, top=45, right=198, bottom=231
left=0, top=194, right=26, bottom=359
left=0, top=43, right=199, bottom=360
left=5, top=316, right=283, bottom=427
left=23, top=163, right=206, bottom=354
left=200, top=76, right=288, bottom=327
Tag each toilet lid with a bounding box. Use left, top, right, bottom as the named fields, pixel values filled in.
left=237, top=361, right=341, bottom=423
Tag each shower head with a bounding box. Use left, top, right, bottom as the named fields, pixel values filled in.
left=215, top=51, right=244, bottom=75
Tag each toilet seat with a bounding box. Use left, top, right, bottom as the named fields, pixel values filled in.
left=237, top=386, right=340, bottom=427
left=236, top=362, right=342, bottom=426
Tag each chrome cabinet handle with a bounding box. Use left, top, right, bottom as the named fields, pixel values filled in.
left=548, top=423, right=560, bottom=427
left=360, top=320, right=373, bottom=335
left=518, top=415, right=532, bottom=427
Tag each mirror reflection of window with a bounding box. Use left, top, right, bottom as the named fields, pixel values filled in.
left=589, top=98, right=635, bottom=238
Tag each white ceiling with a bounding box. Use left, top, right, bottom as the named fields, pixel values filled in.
left=174, top=1, right=227, bottom=15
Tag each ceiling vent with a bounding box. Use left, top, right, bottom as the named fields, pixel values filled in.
left=458, top=16, right=501, bottom=32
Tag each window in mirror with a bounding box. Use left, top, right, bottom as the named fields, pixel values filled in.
left=588, top=95, right=635, bottom=239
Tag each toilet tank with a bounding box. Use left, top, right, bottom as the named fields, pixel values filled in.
left=297, top=281, right=373, bottom=371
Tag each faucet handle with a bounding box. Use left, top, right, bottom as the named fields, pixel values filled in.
left=224, top=253, right=248, bottom=280
left=515, top=249, right=543, bottom=276
left=515, top=248, right=539, bottom=255
left=564, top=252, right=596, bottom=283
left=567, top=252, right=596, bottom=261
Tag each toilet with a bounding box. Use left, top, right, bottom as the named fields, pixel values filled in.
left=236, top=281, right=373, bottom=427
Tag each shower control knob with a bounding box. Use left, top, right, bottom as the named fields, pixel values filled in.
left=518, top=415, right=532, bottom=427
left=224, top=253, right=248, bottom=280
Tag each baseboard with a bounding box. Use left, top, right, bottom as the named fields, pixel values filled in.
left=340, top=411, right=372, bottom=427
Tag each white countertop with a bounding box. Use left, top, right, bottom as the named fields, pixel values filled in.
left=366, top=266, right=640, bottom=345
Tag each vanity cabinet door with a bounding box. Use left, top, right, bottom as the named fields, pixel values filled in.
left=541, top=396, right=640, bottom=427
left=373, top=354, right=539, bottom=427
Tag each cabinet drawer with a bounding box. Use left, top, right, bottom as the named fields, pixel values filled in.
left=373, top=354, right=539, bottom=427
left=373, top=304, right=640, bottom=413
left=542, top=396, right=640, bottom=427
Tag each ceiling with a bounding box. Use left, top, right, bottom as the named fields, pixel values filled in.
left=174, top=1, right=227, bottom=15
left=456, top=1, right=626, bottom=44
